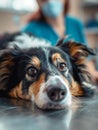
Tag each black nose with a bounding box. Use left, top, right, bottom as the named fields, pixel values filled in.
left=47, top=87, right=66, bottom=102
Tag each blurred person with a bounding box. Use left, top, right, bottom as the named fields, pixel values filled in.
left=22, top=0, right=98, bottom=82
left=22, top=0, right=86, bottom=45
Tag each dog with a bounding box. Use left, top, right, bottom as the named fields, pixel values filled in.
left=0, top=32, right=96, bottom=109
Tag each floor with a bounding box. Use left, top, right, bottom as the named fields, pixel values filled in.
left=0, top=95, right=98, bottom=130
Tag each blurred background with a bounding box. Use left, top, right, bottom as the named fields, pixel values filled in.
left=0, top=0, right=98, bottom=67
left=0, top=0, right=98, bottom=48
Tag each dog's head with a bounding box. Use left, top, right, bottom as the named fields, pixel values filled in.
left=0, top=38, right=95, bottom=109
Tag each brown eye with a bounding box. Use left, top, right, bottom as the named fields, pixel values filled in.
left=58, top=63, right=67, bottom=71
left=27, top=67, right=38, bottom=77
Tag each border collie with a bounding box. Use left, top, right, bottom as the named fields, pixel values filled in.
left=0, top=32, right=96, bottom=109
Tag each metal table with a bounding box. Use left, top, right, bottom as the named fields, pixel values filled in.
left=0, top=95, right=98, bottom=130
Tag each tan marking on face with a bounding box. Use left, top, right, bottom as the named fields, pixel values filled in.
left=31, top=56, right=41, bottom=69
left=70, top=78, right=84, bottom=96
left=9, top=82, right=31, bottom=100
left=52, top=53, right=65, bottom=65
left=61, top=74, right=84, bottom=96
left=29, top=73, right=45, bottom=97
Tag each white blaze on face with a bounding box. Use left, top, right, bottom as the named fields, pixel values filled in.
left=33, top=75, right=72, bottom=109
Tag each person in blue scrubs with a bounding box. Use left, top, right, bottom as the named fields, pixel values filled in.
left=22, top=0, right=98, bottom=81
left=22, top=0, right=86, bottom=46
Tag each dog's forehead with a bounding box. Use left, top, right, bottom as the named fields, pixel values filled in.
left=27, top=46, right=68, bottom=61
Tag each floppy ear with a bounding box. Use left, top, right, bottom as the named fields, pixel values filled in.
left=0, top=48, right=22, bottom=95
left=56, top=38, right=95, bottom=65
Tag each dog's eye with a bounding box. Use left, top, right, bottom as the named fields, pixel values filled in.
left=58, top=63, right=67, bottom=71
left=27, top=67, right=38, bottom=77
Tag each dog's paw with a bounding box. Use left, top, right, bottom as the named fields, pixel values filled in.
left=81, top=82, right=96, bottom=97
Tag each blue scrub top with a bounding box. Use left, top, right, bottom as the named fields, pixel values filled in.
left=22, top=15, right=87, bottom=46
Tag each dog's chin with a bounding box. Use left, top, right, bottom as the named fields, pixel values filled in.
left=35, top=102, right=71, bottom=110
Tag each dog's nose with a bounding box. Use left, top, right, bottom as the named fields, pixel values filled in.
left=47, top=87, right=66, bottom=102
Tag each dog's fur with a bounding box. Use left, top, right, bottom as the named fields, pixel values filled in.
left=0, top=32, right=96, bottom=109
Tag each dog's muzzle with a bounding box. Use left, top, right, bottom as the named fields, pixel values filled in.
left=35, top=76, right=71, bottom=109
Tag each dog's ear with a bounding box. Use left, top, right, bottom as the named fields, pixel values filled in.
left=0, top=48, right=22, bottom=92
left=56, top=38, right=95, bottom=65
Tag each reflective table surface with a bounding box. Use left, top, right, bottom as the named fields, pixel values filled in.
left=0, top=95, right=98, bottom=130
